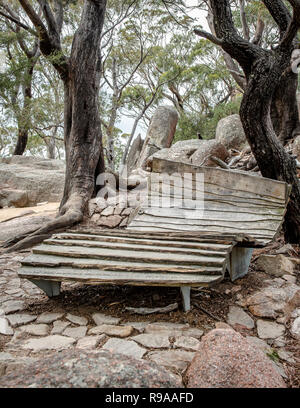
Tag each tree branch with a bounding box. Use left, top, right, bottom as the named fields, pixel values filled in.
left=18, top=0, right=69, bottom=80
left=0, top=8, right=37, bottom=35
left=194, top=28, right=223, bottom=46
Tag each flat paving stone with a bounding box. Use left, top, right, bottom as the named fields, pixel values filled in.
left=257, top=320, right=285, bottom=339
left=20, top=324, right=49, bottom=336
left=89, top=325, right=133, bottom=338
left=148, top=350, right=195, bottom=372
left=227, top=306, right=255, bottom=329
left=277, top=350, right=296, bottom=364
left=122, top=322, right=148, bottom=333
left=63, top=326, right=87, bottom=339
left=36, top=313, right=64, bottom=324
left=102, top=338, right=146, bottom=359
left=145, top=323, right=203, bottom=339
left=174, top=336, right=201, bottom=351
left=51, top=320, right=70, bottom=335
left=92, top=313, right=121, bottom=326
left=66, top=313, right=88, bottom=326
left=23, top=335, right=76, bottom=351
left=132, top=334, right=170, bottom=349
left=6, top=314, right=37, bottom=328
left=76, top=335, right=106, bottom=350
left=0, top=317, right=14, bottom=335
left=1, top=300, right=25, bottom=315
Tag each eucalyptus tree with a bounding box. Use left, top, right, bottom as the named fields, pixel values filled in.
left=0, top=1, right=41, bottom=155
left=196, top=0, right=300, bottom=144
left=4, top=0, right=107, bottom=252
left=195, top=0, right=300, bottom=243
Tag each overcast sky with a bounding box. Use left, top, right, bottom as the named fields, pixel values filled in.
left=118, top=1, right=208, bottom=139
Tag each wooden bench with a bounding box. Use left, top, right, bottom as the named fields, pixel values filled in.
left=18, top=158, right=291, bottom=311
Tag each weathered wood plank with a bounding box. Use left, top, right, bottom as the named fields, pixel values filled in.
left=149, top=174, right=286, bottom=205
left=138, top=207, right=282, bottom=223
left=33, top=244, right=227, bottom=267
left=44, top=238, right=230, bottom=257
left=129, top=218, right=276, bottom=234
left=22, top=254, right=224, bottom=275
left=69, top=229, right=257, bottom=245
left=148, top=185, right=285, bottom=208
left=126, top=225, right=272, bottom=244
left=146, top=201, right=285, bottom=216
left=150, top=157, right=289, bottom=201
left=54, top=233, right=233, bottom=251
left=19, top=266, right=224, bottom=287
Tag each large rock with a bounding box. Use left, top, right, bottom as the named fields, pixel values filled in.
left=216, top=114, right=248, bottom=150
left=0, top=156, right=65, bottom=206
left=137, top=106, right=178, bottom=169
left=185, top=328, right=286, bottom=388
left=0, top=189, right=29, bottom=208
left=126, top=134, right=145, bottom=174
left=0, top=350, right=182, bottom=388
left=147, top=139, right=229, bottom=169
left=256, top=254, right=296, bottom=277
left=190, top=140, right=229, bottom=166
left=246, top=280, right=299, bottom=318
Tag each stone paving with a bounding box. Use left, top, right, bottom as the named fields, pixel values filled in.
left=0, top=250, right=299, bottom=385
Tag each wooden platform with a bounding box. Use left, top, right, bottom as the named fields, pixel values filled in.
left=17, top=158, right=291, bottom=311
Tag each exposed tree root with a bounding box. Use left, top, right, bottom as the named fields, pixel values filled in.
left=3, top=194, right=85, bottom=253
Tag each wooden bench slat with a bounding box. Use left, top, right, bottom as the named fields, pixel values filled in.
left=45, top=238, right=230, bottom=257
left=55, top=232, right=233, bottom=250
left=19, top=266, right=224, bottom=287
left=33, top=244, right=227, bottom=267
left=22, top=254, right=224, bottom=275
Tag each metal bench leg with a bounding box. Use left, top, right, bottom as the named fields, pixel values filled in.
left=181, top=286, right=191, bottom=312
left=29, top=279, right=61, bottom=297
left=228, top=247, right=254, bottom=282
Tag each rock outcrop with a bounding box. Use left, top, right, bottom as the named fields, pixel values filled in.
left=185, top=328, right=286, bottom=388
left=0, top=156, right=65, bottom=207
left=0, top=350, right=182, bottom=388
left=216, top=114, right=248, bottom=150
left=147, top=139, right=229, bottom=169
left=137, top=106, right=178, bottom=169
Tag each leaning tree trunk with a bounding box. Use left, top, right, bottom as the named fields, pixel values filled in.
left=240, top=53, right=300, bottom=243
left=4, top=0, right=107, bottom=252
left=271, top=69, right=300, bottom=144
left=13, top=62, right=35, bottom=155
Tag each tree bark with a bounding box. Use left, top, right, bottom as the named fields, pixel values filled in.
left=240, top=54, right=300, bottom=242
left=204, top=0, right=300, bottom=243
left=4, top=0, right=107, bottom=252
left=13, top=55, right=36, bottom=155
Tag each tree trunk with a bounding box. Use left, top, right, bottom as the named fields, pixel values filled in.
left=240, top=54, right=300, bottom=243
left=13, top=129, right=28, bottom=155
left=271, top=70, right=300, bottom=144
left=59, top=2, right=106, bottom=214
left=13, top=62, right=34, bottom=156
left=4, top=0, right=107, bottom=252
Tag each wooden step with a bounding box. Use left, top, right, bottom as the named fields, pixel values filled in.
left=44, top=238, right=230, bottom=257
left=33, top=244, right=227, bottom=267
left=19, top=266, right=224, bottom=287
left=22, top=253, right=224, bottom=275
